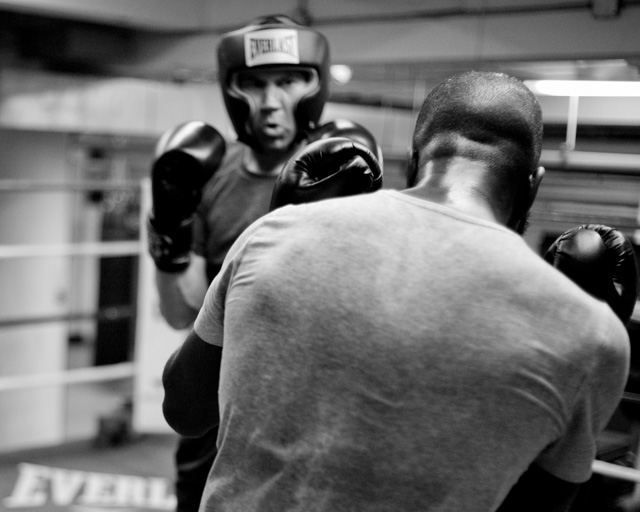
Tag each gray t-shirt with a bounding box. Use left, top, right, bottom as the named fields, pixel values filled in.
left=195, top=190, right=629, bottom=512
left=193, top=142, right=279, bottom=283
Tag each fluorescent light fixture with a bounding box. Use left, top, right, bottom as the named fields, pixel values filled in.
left=524, top=80, right=640, bottom=97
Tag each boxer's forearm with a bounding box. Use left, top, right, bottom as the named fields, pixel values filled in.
left=496, top=464, right=580, bottom=512
left=155, top=255, right=208, bottom=330
left=162, top=329, right=221, bottom=437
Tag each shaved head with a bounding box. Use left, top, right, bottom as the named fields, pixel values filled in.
left=409, top=71, right=543, bottom=186
left=406, top=71, right=544, bottom=233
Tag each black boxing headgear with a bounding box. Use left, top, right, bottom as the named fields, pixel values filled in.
left=217, top=15, right=330, bottom=149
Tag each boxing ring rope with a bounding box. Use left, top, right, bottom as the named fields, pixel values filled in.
left=593, top=460, right=640, bottom=484
left=0, top=310, right=133, bottom=330
left=531, top=211, right=640, bottom=230
left=1, top=251, right=640, bottom=483
left=2, top=179, right=640, bottom=489
left=0, top=363, right=134, bottom=393
left=0, top=179, right=141, bottom=192
left=0, top=238, right=142, bottom=377
left=0, top=241, right=142, bottom=259
left=0, top=179, right=144, bottom=427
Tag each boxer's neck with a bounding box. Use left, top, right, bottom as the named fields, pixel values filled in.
left=402, top=157, right=508, bottom=226
left=245, top=143, right=302, bottom=177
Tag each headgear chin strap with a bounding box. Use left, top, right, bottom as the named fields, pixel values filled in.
left=217, top=15, right=330, bottom=150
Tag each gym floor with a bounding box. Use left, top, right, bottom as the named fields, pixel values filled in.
left=0, top=433, right=177, bottom=511
left=0, top=340, right=178, bottom=512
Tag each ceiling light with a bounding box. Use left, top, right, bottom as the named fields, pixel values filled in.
left=330, top=65, right=353, bottom=85
left=524, top=80, right=640, bottom=97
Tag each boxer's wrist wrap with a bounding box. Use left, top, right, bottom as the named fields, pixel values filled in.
left=147, top=216, right=193, bottom=273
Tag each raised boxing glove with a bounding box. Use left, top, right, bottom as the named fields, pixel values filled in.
left=270, top=137, right=383, bottom=211
left=147, top=121, right=226, bottom=273
left=544, top=224, right=638, bottom=324
left=307, top=119, right=384, bottom=166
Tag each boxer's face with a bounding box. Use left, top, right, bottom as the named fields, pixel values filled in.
left=235, top=68, right=316, bottom=153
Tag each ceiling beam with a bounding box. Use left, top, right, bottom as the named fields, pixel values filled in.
left=0, top=0, right=211, bottom=30
left=100, top=4, right=639, bottom=82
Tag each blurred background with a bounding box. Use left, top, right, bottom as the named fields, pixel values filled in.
left=1, top=0, right=640, bottom=510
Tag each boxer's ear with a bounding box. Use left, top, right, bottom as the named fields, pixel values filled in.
left=509, top=166, right=545, bottom=234
left=406, top=147, right=419, bottom=188
left=527, top=166, right=545, bottom=208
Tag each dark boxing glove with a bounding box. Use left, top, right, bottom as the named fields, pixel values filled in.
left=544, top=224, right=638, bottom=324
left=307, top=119, right=384, bottom=165
left=147, top=121, right=226, bottom=272
left=270, top=137, right=383, bottom=211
